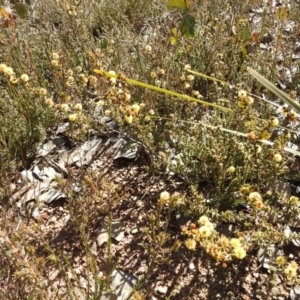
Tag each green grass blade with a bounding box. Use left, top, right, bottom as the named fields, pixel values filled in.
left=187, top=69, right=231, bottom=87
left=247, top=67, right=300, bottom=113
left=94, top=69, right=232, bottom=113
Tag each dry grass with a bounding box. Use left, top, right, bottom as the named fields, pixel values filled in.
left=1, top=0, right=300, bottom=298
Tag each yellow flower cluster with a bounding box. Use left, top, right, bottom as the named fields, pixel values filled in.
left=289, top=196, right=299, bottom=206
left=78, top=73, right=88, bottom=85
left=0, top=63, right=15, bottom=77
left=65, top=66, right=98, bottom=88
left=184, top=238, right=197, bottom=251
left=273, top=153, right=282, bottom=163
left=227, top=166, right=235, bottom=174
left=118, top=101, right=146, bottom=124
left=269, top=116, right=279, bottom=127
left=237, top=90, right=254, bottom=108
left=183, top=216, right=247, bottom=261
left=284, top=261, right=298, bottom=280
left=206, top=236, right=246, bottom=261
left=248, top=192, right=264, bottom=209
left=239, top=184, right=252, bottom=195
left=20, top=74, right=29, bottom=82
left=259, top=131, right=271, bottom=140
left=158, top=191, right=170, bottom=206
left=238, top=185, right=264, bottom=210
left=51, top=52, right=60, bottom=67
left=0, top=63, right=28, bottom=84
left=57, top=102, right=84, bottom=124
left=65, top=4, right=77, bottom=16
left=158, top=191, right=186, bottom=207
left=180, top=65, right=195, bottom=92
left=145, top=45, right=152, bottom=53
left=122, top=103, right=142, bottom=124
left=108, top=70, right=117, bottom=85
left=230, top=238, right=246, bottom=259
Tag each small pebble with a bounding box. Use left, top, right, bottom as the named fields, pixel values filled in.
left=189, top=262, right=195, bottom=270
left=131, top=227, right=139, bottom=234
left=136, top=200, right=143, bottom=207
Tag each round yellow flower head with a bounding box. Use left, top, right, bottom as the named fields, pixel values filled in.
left=10, top=76, right=18, bottom=84
left=51, top=60, right=59, bottom=67
left=4, top=67, right=14, bottom=76
left=255, top=145, right=262, bottom=154
left=219, top=236, right=230, bottom=248
left=75, top=66, right=82, bottom=73
left=192, top=90, right=200, bottom=97
left=230, top=238, right=241, bottom=248
left=232, top=246, right=246, bottom=259
left=52, top=52, right=60, bottom=60
left=269, top=116, right=279, bottom=127
left=238, top=90, right=247, bottom=99
left=187, top=75, right=195, bottom=81
left=248, top=192, right=262, bottom=203
left=159, top=191, right=170, bottom=205
left=78, top=73, right=87, bottom=82
left=158, top=69, right=165, bottom=76
left=145, top=45, right=152, bottom=52
left=184, top=83, right=191, bottom=90
left=237, top=100, right=245, bottom=108
left=245, top=96, right=254, bottom=106
left=0, top=63, right=7, bottom=72
left=198, top=215, right=209, bottom=226
left=276, top=255, right=287, bottom=266
left=199, top=225, right=213, bottom=238
left=273, top=153, right=282, bottom=163
left=204, top=221, right=214, bottom=231
left=150, top=71, right=157, bottom=78
left=124, top=114, right=133, bottom=124
left=108, top=70, right=117, bottom=85
left=240, top=184, right=251, bottom=194
left=124, top=92, right=131, bottom=102
left=88, top=75, right=97, bottom=84
left=288, top=111, right=297, bottom=122
left=184, top=238, right=196, bottom=251
left=104, top=110, right=112, bottom=116
left=68, top=114, right=77, bottom=122
left=260, top=131, right=271, bottom=140
left=155, top=79, right=161, bottom=87
left=227, top=166, right=235, bottom=174
left=290, top=196, right=299, bottom=206
left=74, top=103, right=82, bottom=111
left=60, top=103, right=69, bottom=112
left=284, top=261, right=298, bottom=278
left=66, top=69, right=73, bottom=76
left=20, top=74, right=29, bottom=82
left=39, top=88, right=47, bottom=96
left=184, top=64, right=191, bottom=71
left=131, top=104, right=140, bottom=115
left=248, top=192, right=264, bottom=209
left=45, top=98, right=54, bottom=107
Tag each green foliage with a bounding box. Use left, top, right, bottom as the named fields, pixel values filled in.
left=167, top=0, right=195, bottom=38
left=179, top=13, right=195, bottom=37
left=14, top=2, right=28, bottom=18
left=167, top=0, right=190, bottom=10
